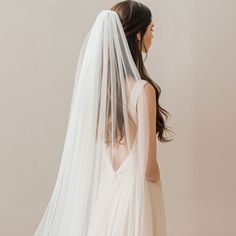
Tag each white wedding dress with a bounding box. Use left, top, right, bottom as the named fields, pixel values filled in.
left=33, top=10, right=167, bottom=236
left=86, top=80, right=167, bottom=236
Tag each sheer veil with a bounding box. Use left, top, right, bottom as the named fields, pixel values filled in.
left=33, top=9, right=151, bottom=236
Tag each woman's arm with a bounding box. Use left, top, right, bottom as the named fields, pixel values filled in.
left=137, top=82, right=160, bottom=183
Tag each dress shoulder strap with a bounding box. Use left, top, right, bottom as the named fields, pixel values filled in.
left=128, top=80, right=148, bottom=125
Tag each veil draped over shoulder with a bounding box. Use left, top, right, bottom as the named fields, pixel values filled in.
left=33, top=10, right=152, bottom=236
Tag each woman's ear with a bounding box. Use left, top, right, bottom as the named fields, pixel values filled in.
left=136, top=32, right=141, bottom=41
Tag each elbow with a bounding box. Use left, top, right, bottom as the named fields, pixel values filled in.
left=145, top=170, right=160, bottom=183
left=145, top=173, right=160, bottom=183
left=145, top=162, right=160, bottom=183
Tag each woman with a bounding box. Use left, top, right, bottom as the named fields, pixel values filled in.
left=33, top=1, right=173, bottom=235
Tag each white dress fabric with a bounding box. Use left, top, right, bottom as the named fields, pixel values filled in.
left=86, top=80, right=167, bottom=236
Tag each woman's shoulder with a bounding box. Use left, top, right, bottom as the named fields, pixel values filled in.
left=129, top=79, right=155, bottom=103
left=134, top=79, right=154, bottom=91
left=143, top=81, right=155, bottom=91
left=140, top=81, right=156, bottom=112
left=141, top=81, right=155, bottom=99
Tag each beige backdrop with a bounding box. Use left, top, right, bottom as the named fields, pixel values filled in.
left=0, top=0, right=235, bottom=235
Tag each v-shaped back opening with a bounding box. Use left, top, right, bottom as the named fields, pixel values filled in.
left=104, top=79, right=146, bottom=173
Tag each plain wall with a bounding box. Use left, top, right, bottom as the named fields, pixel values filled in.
left=0, top=0, right=235, bottom=235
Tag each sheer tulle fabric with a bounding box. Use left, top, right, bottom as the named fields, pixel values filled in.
left=33, top=10, right=166, bottom=236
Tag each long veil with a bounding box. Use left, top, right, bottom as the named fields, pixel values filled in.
left=33, top=9, right=151, bottom=236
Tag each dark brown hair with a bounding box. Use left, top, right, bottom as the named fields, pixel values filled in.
left=110, top=0, right=174, bottom=143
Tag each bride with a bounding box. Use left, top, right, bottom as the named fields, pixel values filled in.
left=33, top=1, right=173, bottom=235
